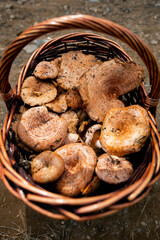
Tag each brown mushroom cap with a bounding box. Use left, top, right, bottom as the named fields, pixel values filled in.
left=54, top=143, right=97, bottom=197
left=21, top=76, right=57, bottom=106
left=79, top=58, right=144, bottom=122
left=66, top=88, right=83, bottom=110
left=45, top=93, right=68, bottom=113
left=100, top=105, right=151, bottom=157
left=33, top=60, right=59, bottom=80
left=56, top=51, right=102, bottom=90
left=17, top=106, right=68, bottom=152
left=31, top=151, right=64, bottom=184
left=95, top=154, right=133, bottom=184
left=61, top=111, right=79, bottom=133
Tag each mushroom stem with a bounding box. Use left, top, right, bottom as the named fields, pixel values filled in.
left=85, top=124, right=102, bottom=145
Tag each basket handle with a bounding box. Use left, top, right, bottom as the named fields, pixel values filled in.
left=0, top=14, right=159, bottom=111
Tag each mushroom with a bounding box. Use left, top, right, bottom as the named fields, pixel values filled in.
left=20, top=76, right=57, bottom=106
left=61, top=111, right=79, bottom=133
left=95, top=154, right=133, bottom=184
left=78, top=120, right=90, bottom=133
left=17, top=106, right=68, bottom=152
left=45, top=93, right=68, bottom=113
left=79, top=58, right=144, bottom=122
left=63, top=133, right=80, bottom=145
left=31, top=151, right=64, bottom=184
left=85, top=124, right=102, bottom=145
left=77, top=110, right=90, bottom=133
left=82, top=176, right=100, bottom=196
left=54, top=143, right=97, bottom=197
left=58, top=133, right=80, bottom=148
left=33, top=59, right=60, bottom=80
left=45, top=88, right=83, bottom=113
left=66, top=88, right=83, bottom=110
left=100, top=105, right=151, bottom=157
left=56, top=51, right=102, bottom=90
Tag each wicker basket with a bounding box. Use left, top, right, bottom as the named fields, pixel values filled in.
left=0, top=15, right=160, bottom=221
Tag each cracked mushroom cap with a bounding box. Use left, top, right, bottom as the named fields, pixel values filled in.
left=79, top=58, right=144, bottom=122
left=33, top=59, right=59, bottom=80
left=56, top=51, right=102, bottom=90
left=21, top=76, right=57, bottom=106
left=31, top=151, right=64, bottom=184
left=54, top=143, right=97, bottom=197
left=100, top=105, right=151, bottom=157
left=17, top=106, right=68, bottom=152
left=95, top=154, right=133, bottom=184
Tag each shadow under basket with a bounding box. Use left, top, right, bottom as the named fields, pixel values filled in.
left=0, top=15, right=160, bottom=221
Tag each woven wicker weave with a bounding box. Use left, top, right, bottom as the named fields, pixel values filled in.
left=0, top=15, right=160, bottom=221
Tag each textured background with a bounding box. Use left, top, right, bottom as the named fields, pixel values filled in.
left=0, top=0, right=160, bottom=239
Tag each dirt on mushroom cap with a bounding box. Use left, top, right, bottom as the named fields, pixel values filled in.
left=54, top=143, right=97, bottom=197
left=100, top=105, right=151, bottom=157
left=17, top=106, right=68, bottom=152
left=79, top=58, right=144, bottom=122
left=21, top=76, right=57, bottom=106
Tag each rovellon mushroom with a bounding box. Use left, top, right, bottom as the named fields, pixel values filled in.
left=79, top=58, right=144, bottom=122
left=33, top=59, right=60, bottom=80
left=45, top=93, right=68, bottom=113
left=21, top=76, right=57, bottom=106
left=95, top=154, right=133, bottom=184
left=100, top=105, right=151, bottom=157
left=85, top=124, right=102, bottom=152
left=31, top=151, right=64, bottom=184
left=61, top=111, right=79, bottom=133
left=63, top=133, right=80, bottom=145
left=85, top=124, right=102, bottom=145
left=54, top=143, right=97, bottom=197
left=82, top=176, right=100, bottom=196
left=17, top=106, right=68, bottom=152
left=66, top=88, right=83, bottom=110
left=56, top=51, right=102, bottom=89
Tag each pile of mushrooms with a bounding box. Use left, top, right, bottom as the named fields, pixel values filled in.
left=12, top=50, right=151, bottom=197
